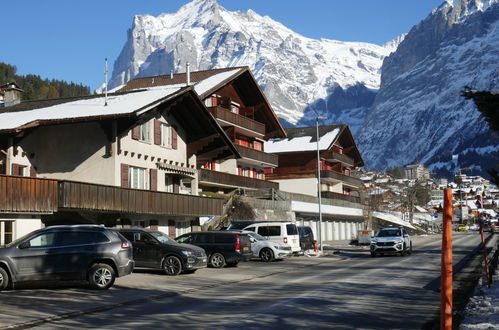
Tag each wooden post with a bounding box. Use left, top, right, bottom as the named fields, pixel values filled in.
left=441, top=188, right=453, bottom=330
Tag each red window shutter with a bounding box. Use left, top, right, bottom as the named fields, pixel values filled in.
left=121, top=163, right=129, bottom=188
left=253, top=169, right=257, bottom=178
left=150, top=168, right=158, bottom=191
left=237, top=166, right=242, bottom=176
left=154, top=120, right=161, bottom=145
left=172, top=126, right=178, bottom=149
left=264, top=168, right=273, bottom=174
left=211, top=96, right=217, bottom=106
left=131, top=126, right=140, bottom=140
left=211, top=161, right=216, bottom=170
left=30, top=166, right=37, bottom=178
left=168, top=220, right=176, bottom=238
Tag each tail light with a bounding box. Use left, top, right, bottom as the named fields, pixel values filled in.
left=235, top=234, right=241, bottom=252
left=283, top=237, right=288, bottom=244
left=121, top=240, right=131, bottom=248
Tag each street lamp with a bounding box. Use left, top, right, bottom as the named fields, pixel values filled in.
left=316, top=116, right=327, bottom=254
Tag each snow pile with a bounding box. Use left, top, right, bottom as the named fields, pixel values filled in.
left=460, top=273, right=499, bottom=329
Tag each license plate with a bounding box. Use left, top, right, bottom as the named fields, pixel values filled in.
left=243, top=246, right=250, bottom=251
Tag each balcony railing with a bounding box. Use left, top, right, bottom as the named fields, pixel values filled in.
left=208, top=106, right=265, bottom=135
left=58, top=181, right=223, bottom=217
left=320, top=170, right=363, bottom=188
left=322, top=151, right=354, bottom=167
left=321, top=191, right=361, bottom=204
left=0, top=175, right=58, bottom=213
left=235, top=145, right=278, bottom=167
left=199, top=169, right=278, bottom=190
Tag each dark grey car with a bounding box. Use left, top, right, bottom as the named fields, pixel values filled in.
left=118, top=228, right=207, bottom=275
left=0, top=225, right=134, bottom=291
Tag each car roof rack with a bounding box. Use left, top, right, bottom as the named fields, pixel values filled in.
left=45, top=224, right=106, bottom=229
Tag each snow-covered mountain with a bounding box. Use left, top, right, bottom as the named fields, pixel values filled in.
left=356, top=0, right=499, bottom=177
left=109, top=0, right=397, bottom=127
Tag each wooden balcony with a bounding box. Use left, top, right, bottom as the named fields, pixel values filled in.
left=199, top=169, right=279, bottom=191
left=58, top=181, right=223, bottom=217
left=322, top=151, right=354, bottom=167
left=320, top=170, right=363, bottom=188
left=208, top=106, right=265, bottom=135
left=235, top=145, right=278, bottom=167
left=0, top=175, right=223, bottom=217
left=321, top=191, right=361, bottom=204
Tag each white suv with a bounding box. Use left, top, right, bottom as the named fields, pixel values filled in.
left=370, top=227, right=412, bottom=257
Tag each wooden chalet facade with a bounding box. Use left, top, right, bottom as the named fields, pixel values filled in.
left=0, top=75, right=241, bottom=242
left=120, top=67, right=286, bottom=195
left=265, top=124, right=367, bottom=241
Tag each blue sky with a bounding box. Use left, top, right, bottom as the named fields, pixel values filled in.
left=2, top=0, right=443, bottom=91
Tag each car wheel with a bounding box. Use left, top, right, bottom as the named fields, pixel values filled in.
left=0, top=268, right=9, bottom=290
left=400, top=245, right=407, bottom=256
left=209, top=252, right=226, bottom=268
left=408, top=243, right=413, bottom=255
left=260, top=248, right=274, bottom=262
left=370, top=252, right=376, bottom=258
left=88, top=263, right=115, bottom=290
left=163, top=256, right=182, bottom=276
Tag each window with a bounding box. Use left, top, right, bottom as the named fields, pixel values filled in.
left=140, top=122, right=150, bottom=142
left=165, top=175, right=173, bottom=192
left=214, top=234, right=234, bottom=244
left=286, top=224, right=298, bottom=235
left=27, top=232, right=57, bottom=248
left=0, top=221, right=13, bottom=245
left=58, top=231, right=109, bottom=246
left=129, top=166, right=148, bottom=189
left=160, top=123, right=172, bottom=148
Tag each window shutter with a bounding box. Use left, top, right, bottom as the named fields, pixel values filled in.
left=237, top=166, right=242, bottom=176
left=168, top=220, right=176, bottom=238
left=121, top=163, right=129, bottom=188
left=172, top=126, right=178, bottom=149
left=30, top=166, right=37, bottom=178
left=11, top=163, right=19, bottom=176
left=154, top=120, right=161, bottom=145
left=173, top=178, right=180, bottom=193
left=131, top=126, right=140, bottom=140
left=150, top=168, right=157, bottom=191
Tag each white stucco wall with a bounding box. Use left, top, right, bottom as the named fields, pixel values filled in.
left=15, top=218, right=43, bottom=238
left=272, top=178, right=317, bottom=196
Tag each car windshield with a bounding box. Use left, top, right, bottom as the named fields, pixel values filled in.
left=248, top=232, right=265, bottom=241
left=150, top=231, right=176, bottom=244
left=376, top=229, right=401, bottom=237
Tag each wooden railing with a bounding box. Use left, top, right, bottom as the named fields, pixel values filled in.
left=199, top=169, right=279, bottom=190
left=322, top=151, right=355, bottom=167
left=321, top=191, right=361, bottom=204
left=208, top=106, right=266, bottom=135
left=234, top=145, right=279, bottom=167
left=320, top=170, right=363, bottom=188
left=58, top=181, right=224, bottom=217
left=0, top=176, right=58, bottom=213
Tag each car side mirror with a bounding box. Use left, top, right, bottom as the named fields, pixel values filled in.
left=249, top=237, right=256, bottom=243
left=19, top=242, right=30, bottom=249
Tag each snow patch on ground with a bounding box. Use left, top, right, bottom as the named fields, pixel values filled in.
left=460, top=273, right=499, bottom=329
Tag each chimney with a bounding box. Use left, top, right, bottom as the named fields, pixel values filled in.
left=170, top=70, right=173, bottom=79
left=0, top=82, right=23, bottom=107
left=186, top=62, right=190, bottom=86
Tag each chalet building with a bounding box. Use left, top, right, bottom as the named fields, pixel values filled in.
left=0, top=71, right=244, bottom=242
left=119, top=67, right=287, bottom=197
left=0, top=82, right=24, bottom=107
left=265, top=125, right=367, bottom=241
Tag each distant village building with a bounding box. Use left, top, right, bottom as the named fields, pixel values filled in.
left=404, top=164, right=430, bottom=181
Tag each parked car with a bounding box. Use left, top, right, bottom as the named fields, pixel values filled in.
left=370, top=227, right=412, bottom=257
left=244, top=231, right=292, bottom=262
left=117, top=228, right=207, bottom=275
left=456, top=224, right=468, bottom=232
left=175, top=231, right=252, bottom=268
left=0, top=225, right=134, bottom=291
left=297, top=226, right=315, bottom=251
left=241, top=222, right=301, bottom=253
left=482, top=222, right=496, bottom=232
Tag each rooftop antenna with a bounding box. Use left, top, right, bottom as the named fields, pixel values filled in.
left=104, top=58, right=108, bottom=106
left=186, top=62, right=190, bottom=86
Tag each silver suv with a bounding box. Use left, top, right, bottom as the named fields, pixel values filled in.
left=370, top=227, right=412, bottom=257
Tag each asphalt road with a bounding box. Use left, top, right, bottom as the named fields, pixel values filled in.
left=0, top=232, right=488, bottom=330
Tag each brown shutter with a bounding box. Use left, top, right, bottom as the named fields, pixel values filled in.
left=168, top=220, right=176, bottom=238
left=150, top=168, right=157, bottom=191
left=131, top=126, right=140, bottom=140
left=173, top=178, right=180, bottom=193
left=30, top=166, right=37, bottom=178
left=154, top=120, right=161, bottom=145
left=11, top=163, right=19, bottom=176
left=149, top=220, right=158, bottom=231
left=121, top=163, right=129, bottom=188
left=172, top=126, right=178, bottom=149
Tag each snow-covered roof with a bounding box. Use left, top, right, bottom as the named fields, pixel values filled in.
left=373, top=211, right=416, bottom=230
left=0, top=86, right=184, bottom=131
left=193, top=69, right=241, bottom=96
left=265, top=127, right=340, bottom=153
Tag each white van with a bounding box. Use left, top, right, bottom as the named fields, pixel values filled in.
left=242, top=222, right=301, bottom=253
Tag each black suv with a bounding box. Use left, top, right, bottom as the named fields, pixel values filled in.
left=0, top=225, right=134, bottom=291
left=118, top=228, right=207, bottom=275
left=297, top=226, right=315, bottom=251
left=175, top=231, right=252, bottom=268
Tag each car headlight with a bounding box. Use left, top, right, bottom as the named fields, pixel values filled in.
left=273, top=246, right=280, bottom=250
left=371, top=239, right=377, bottom=244
left=395, top=239, right=403, bottom=244
left=181, top=250, right=193, bottom=256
